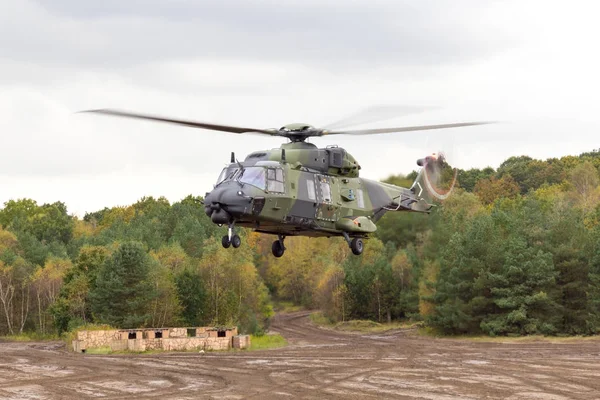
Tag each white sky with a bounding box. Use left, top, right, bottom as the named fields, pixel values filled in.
left=1, top=0, right=599, bottom=216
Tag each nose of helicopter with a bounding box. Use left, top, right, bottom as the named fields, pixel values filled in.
left=204, top=184, right=252, bottom=224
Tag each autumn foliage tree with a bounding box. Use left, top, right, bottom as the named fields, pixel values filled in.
left=2, top=149, right=600, bottom=337
left=474, top=175, right=520, bottom=205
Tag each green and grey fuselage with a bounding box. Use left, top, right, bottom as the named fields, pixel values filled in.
left=204, top=142, right=433, bottom=239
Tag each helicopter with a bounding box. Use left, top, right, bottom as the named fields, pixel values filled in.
left=83, top=109, right=490, bottom=257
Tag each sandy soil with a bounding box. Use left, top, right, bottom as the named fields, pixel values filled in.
left=1, top=311, right=599, bottom=399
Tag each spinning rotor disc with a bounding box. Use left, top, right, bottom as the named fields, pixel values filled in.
left=422, top=153, right=458, bottom=201
left=80, top=108, right=493, bottom=143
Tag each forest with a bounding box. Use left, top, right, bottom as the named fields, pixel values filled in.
left=2, top=150, right=600, bottom=337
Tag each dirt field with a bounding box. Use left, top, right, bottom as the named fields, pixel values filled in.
left=1, top=311, right=599, bottom=399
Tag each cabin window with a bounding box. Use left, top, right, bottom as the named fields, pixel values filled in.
left=267, top=168, right=285, bottom=193
left=307, top=180, right=316, bottom=201
left=356, top=189, right=365, bottom=209
left=320, top=179, right=331, bottom=203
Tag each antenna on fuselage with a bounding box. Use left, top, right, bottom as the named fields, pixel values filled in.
left=230, top=152, right=235, bottom=163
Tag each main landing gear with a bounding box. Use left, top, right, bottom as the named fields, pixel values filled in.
left=342, top=232, right=364, bottom=256
left=271, top=235, right=286, bottom=258
left=221, top=223, right=241, bottom=249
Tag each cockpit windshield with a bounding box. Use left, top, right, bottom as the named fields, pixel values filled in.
left=216, top=165, right=284, bottom=192
left=238, top=167, right=266, bottom=190
left=216, top=166, right=240, bottom=185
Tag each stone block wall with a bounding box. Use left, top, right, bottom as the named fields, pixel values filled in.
left=163, top=338, right=205, bottom=351
left=75, top=329, right=120, bottom=350
left=169, top=328, right=187, bottom=338
left=74, top=326, right=239, bottom=353
left=110, top=340, right=128, bottom=351
left=233, top=335, right=251, bottom=349
left=206, top=327, right=238, bottom=338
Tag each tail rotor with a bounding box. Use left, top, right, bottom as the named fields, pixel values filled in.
left=413, top=152, right=458, bottom=202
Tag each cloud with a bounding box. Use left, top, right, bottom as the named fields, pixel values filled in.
left=1, top=0, right=599, bottom=215
left=2, top=0, right=517, bottom=71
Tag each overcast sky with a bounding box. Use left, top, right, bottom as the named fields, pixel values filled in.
left=1, top=0, right=599, bottom=216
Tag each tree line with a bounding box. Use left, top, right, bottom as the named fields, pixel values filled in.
left=1, top=149, right=600, bottom=336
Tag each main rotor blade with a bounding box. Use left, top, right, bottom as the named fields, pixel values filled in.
left=79, top=109, right=279, bottom=136
left=323, top=105, right=434, bottom=130
left=324, top=121, right=495, bottom=136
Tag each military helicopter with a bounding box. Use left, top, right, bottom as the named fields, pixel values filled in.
left=84, top=109, right=490, bottom=257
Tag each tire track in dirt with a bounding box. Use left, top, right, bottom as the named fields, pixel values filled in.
left=2, top=313, right=600, bottom=399
left=250, top=313, right=422, bottom=398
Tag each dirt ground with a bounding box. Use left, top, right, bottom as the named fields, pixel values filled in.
left=1, top=312, right=599, bottom=399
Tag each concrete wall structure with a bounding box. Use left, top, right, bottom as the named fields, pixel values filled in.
left=72, top=326, right=248, bottom=353
left=233, top=335, right=251, bottom=349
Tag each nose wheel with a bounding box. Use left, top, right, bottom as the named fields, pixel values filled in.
left=271, top=235, right=286, bottom=258
left=350, top=238, right=364, bottom=255
left=342, top=232, right=364, bottom=256
left=221, top=235, right=231, bottom=248
left=221, top=224, right=242, bottom=249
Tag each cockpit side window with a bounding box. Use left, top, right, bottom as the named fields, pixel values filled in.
left=267, top=168, right=285, bottom=193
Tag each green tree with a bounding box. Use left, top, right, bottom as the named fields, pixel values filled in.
left=198, top=237, right=272, bottom=333
left=569, top=161, right=600, bottom=212
left=458, top=167, right=495, bottom=192
left=90, top=242, right=157, bottom=328
left=30, top=257, right=71, bottom=334
left=428, top=213, right=505, bottom=334
left=175, top=268, right=208, bottom=326
left=148, top=260, right=182, bottom=327
left=480, top=239, right=559, bottom=336
left=51, top=246, right=110, bottom=331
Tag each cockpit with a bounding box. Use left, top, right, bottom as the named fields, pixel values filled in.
left=215, top=165, right=285, bottom=193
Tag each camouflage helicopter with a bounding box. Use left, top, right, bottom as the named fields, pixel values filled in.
left=84, top=109, right=489, bottom=257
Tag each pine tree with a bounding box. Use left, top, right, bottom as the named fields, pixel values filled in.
left=90, top=242, right=157, bottom=328
left=175, top=269, right=207, bottom=326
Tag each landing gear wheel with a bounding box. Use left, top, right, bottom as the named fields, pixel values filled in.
left=350, top=238, right=364, bottom=255
left=231, top=234, right=241, bottom=248
left=271, top=240, right=285, bottom=258
left=221, top=235, right=231, bottom=249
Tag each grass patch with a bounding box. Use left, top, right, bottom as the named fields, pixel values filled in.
left=310, top=312, right=421, bottom=333
left=336, top=320, right=382, bottom=331
left=272, top=301, right=304, bottom=313
left=84, top=347, right=166, bottom=355
left=85, top=346, right=112, bottom=355
left=309, top=311, right=334, bottom=327
left=451, top=334, right=600, bottom=343
left=416, top=328, right=600, bottom=343
left=1, top=332, right=59, bottom=342
left=249, top=334, right=287, bottom=350
left=417, top=326, right=442, bottom=337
